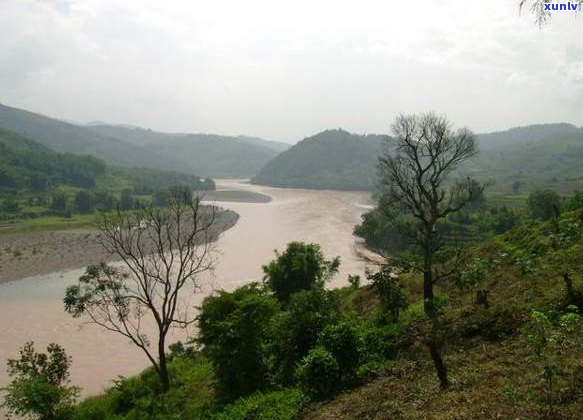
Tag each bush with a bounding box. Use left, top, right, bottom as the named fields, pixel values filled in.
left=2, top=342, right=79, bottom=419
left=317, top=322, right=361, bottom=383
left=263, top=242, right=340, bottom=304
left=197, top=283, right=280, bottom=400
left=267, top=288, right=340, bottom=385
left=209, top=389, right=307, bottom=420
left=295, top=346, right=341, bottom=400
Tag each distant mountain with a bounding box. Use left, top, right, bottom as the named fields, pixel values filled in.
left=0, top=104, right=288, bottom=178
left=0, top=127, right=212, bottom=195
left=469, top=123, right=583, bottom=193
left=252, top=129, right=388, bottom=191
left=0, top=103, right=184, bottom=172
left=0, top=127, right=106, bottom=191
left=252, top=124, right=583, bottom=193
left=87, top=124, right=289, bottom=178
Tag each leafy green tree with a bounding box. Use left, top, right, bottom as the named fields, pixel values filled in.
left=317, top=321, right=361, bottom=383
left=73, top=190, right=93, bottom=214
left=197, top=283, right=279, bottom=400
left=50, top=192, right=68, bottom=216
left=93, top=191, right=115, bottom=212
left=527, top=189, right=561, bottom=220
left=377, top=112, right=478, bottom=388
left=267, top=287, right=340, bottom=384
left=2, top=342, right=79, bottom=420
left=263, top=242, right=340, bottom=304
left=152, top=189, right=170, bottom=207
left=2, top=197, right=20, bottom=214
left=367, top=266, right=408, bottom=322
left=295, top=346, right=341, bottom=400
left=119, top=189, right=134, bottom=210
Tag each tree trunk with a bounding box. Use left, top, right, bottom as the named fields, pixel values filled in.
left=428, top=338, right=449, bottom=389
left=476, top=290, right=490, bottom=308
left=158, top=335, right=170, bottom=392
left=562, top=272, right=574, bottom=303
left=422, top=228, right=450, bottom=389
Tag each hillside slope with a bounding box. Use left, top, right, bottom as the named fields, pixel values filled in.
left=0, top=127, right=106, bottom=191
left=0, top=103, right=186, bottom=172
left=469, top=123, right=583, bottom=193
left=87, top=124, right=289, bottom=177
left=252, top=129, right=387, bottom=190
left=253, top=123, right=583, bottom=193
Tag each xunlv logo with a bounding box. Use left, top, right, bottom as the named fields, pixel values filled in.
left=544, top=2, right=580, bottom=10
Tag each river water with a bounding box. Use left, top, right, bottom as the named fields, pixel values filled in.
left=0, top=180, right=374, bottom=397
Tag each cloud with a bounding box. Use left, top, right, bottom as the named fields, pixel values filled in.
left=0, top=0, right=582, bottom=141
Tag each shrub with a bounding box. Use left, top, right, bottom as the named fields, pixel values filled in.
left=263, top=242, right=340, bottom=304
left=267, top=288, right=340, bottom=385
left=2, top=342, right=79, bottom=419
left=295, top=347, right=341, bottom=400
left=209, top=389, right=307, bottom=420
left=317, top=322, right=361, bottom=383
left=197, top=283, right=280, bottom=400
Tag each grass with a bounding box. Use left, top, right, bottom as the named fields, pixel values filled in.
left=302, top=212, right=583, bottom=419
left=0, top=214, right=97, bottom=235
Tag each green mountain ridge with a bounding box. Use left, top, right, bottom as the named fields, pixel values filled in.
left=0, top=104, right=288, bottom=178
left=252, top=129, right=388, bottom=191
left=87, top=124, right=289, bottom=178
left=253, top=123, right=583, bottom=193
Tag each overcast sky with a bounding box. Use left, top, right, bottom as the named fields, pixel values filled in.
left=1, top=0, right=582, bottom=143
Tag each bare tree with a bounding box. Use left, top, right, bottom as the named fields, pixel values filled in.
left=520, top=0, right=582, bottom=26
left=64, top=194, right=219, bottom=391
left=378, top=113, right=478, bottom=389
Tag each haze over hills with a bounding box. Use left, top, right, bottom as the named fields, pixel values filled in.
left=468, top=123, right=583, bottom=193
left=0, top=104, right=287, bottom=178
left=253, top=124, right=583, bottom=193
left=87, top=124, right=289, bottom=178
left=0, top=103, right=184, bottom=173
left=252, top=129, right=388, bottom=191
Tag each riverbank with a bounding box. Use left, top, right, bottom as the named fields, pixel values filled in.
left=0, top=209, right=239, bottom=284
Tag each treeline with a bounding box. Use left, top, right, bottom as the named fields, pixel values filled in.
left=252, top=129, right=386, bottom=191
left=0, top=128, right=106, bottom=192
left=1, top=185, right=210, bottom=220
left=356, top=187, right=583, bottom=256
left=0, top=128, right=215, bottom=221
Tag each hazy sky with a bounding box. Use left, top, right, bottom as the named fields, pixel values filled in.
left=1, top=0, right=582, bottom=142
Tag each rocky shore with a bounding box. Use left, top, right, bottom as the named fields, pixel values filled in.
left=0, top=209, right=239, bottom=284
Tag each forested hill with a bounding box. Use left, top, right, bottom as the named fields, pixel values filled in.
left=0, top=127, right=106, bottom=191
left=0, top=104, right=288, bottom=178
left=0, top=103, right=186, bottom=173
left=253, top=124, right=583, bottom=193
left=467, top=123, right=583, bottom=193
left=252, top=129, right=388, bottom=191
left=87, top=124, right=289, bottom=178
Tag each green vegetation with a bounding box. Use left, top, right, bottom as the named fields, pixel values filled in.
left=254, top=124, right=583, bottom=194
left=88, top=124, right=289, bottom=178
left=0, top=126, right=214, bottom=227
left=252, top=129, right=386, bottom=190
left=8, top=203, right=580, bottom=418
left=0, top=103, right=288, bottom=178
left=263, top=242, right=340, bottom=304
left=2, top=342, right=79, bottom=419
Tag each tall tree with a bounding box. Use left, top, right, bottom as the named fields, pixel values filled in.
left=64, top=194, right=219, bottom=391
left=378, top=112, right=478, bottom=388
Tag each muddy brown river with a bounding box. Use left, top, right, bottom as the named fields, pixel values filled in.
left=0, top=180, right=375, bottom=398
